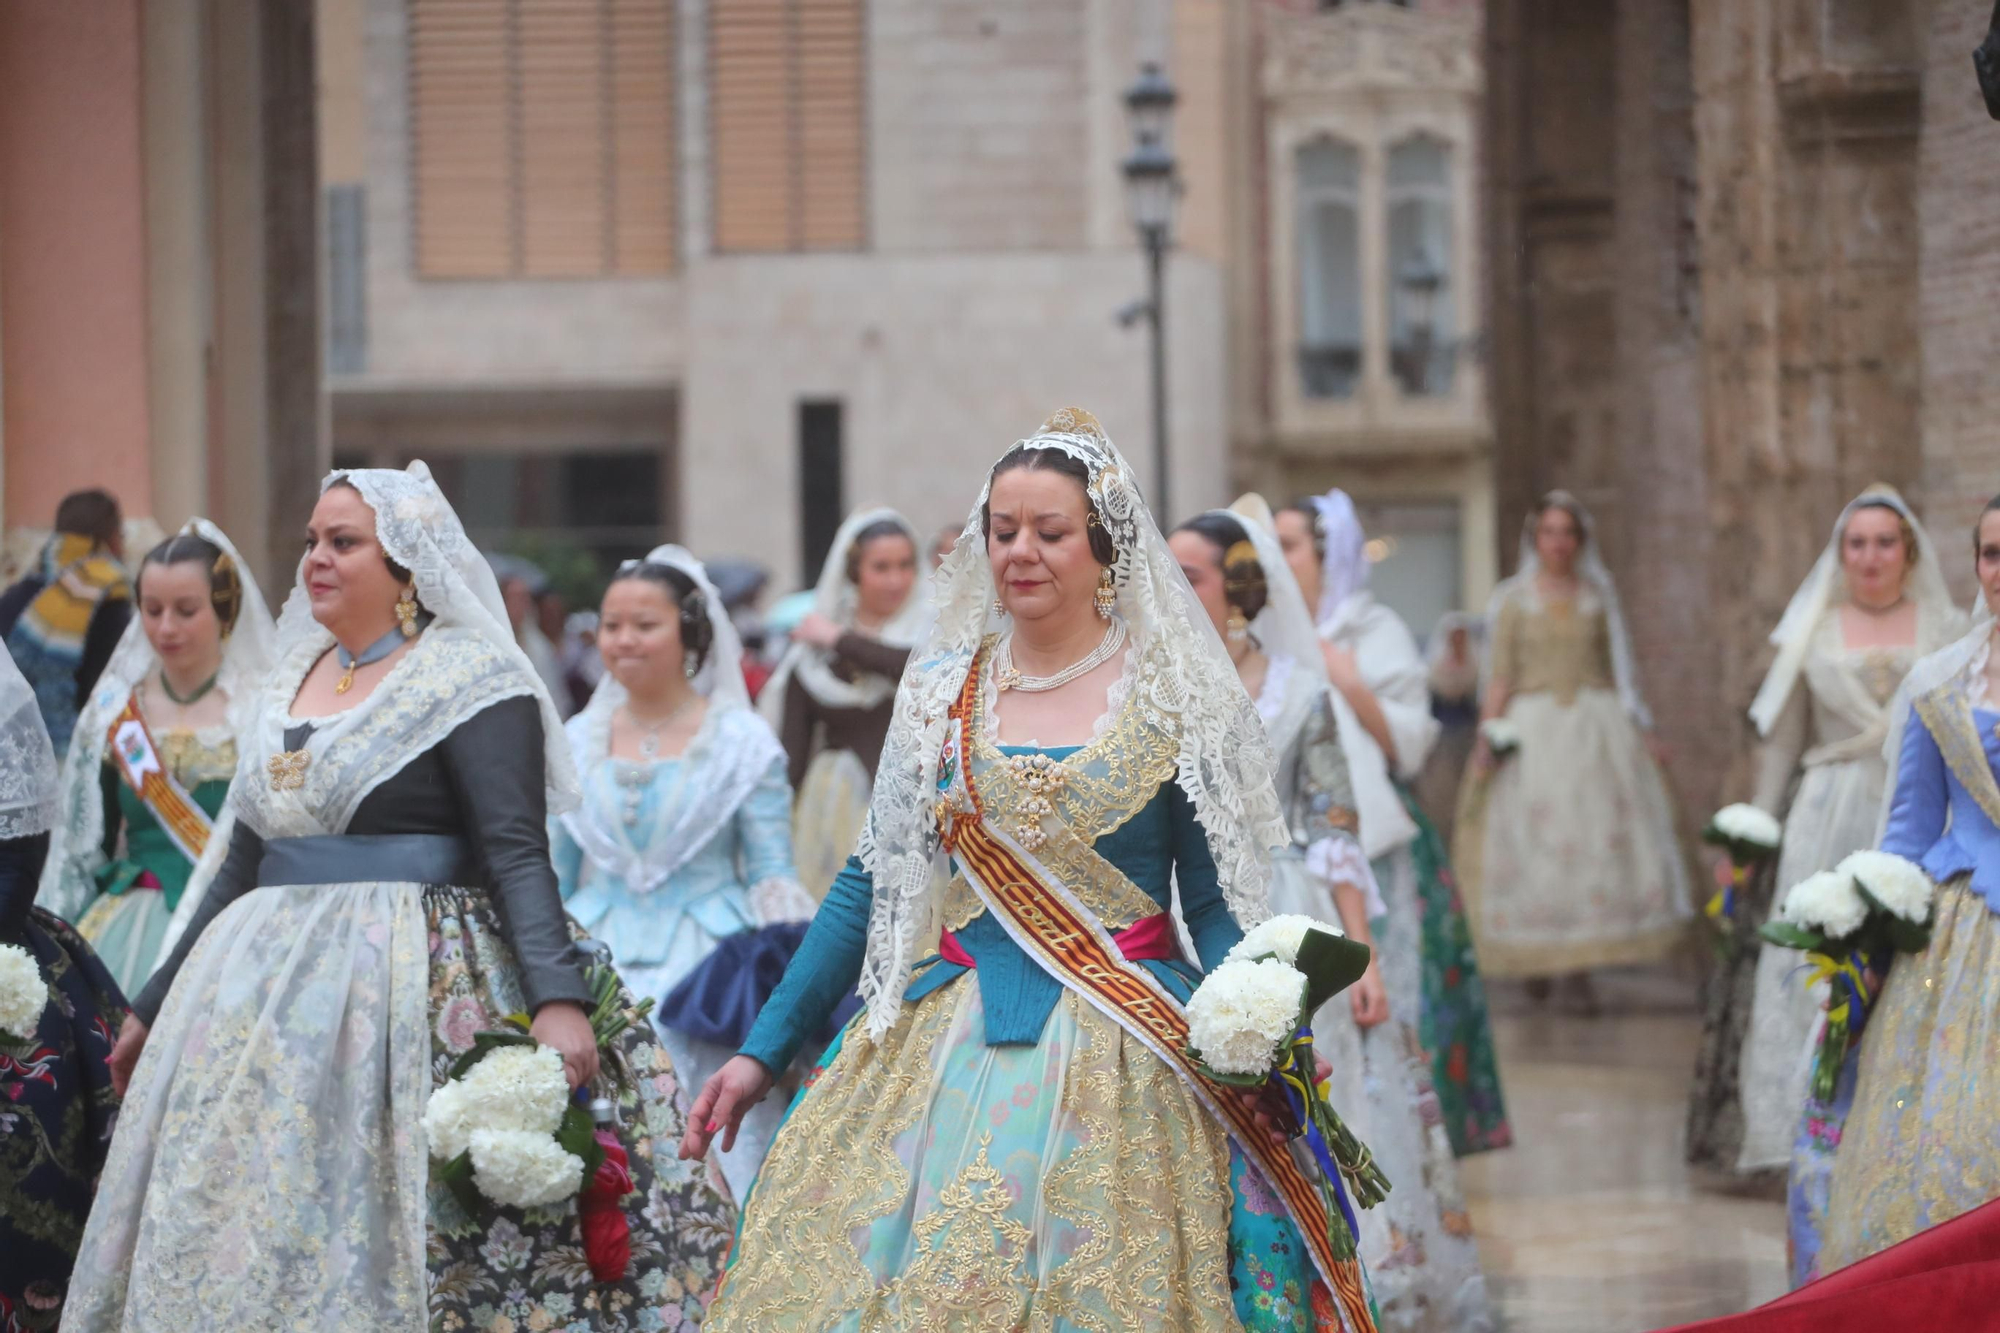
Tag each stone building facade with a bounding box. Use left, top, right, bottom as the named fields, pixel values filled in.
left=1486, top=0, right=2000, bottom=824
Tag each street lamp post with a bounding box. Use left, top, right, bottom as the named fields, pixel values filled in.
left=1395, top=248, right=1444, bottom=396
left=1122, top=63, right=1177, bottom=519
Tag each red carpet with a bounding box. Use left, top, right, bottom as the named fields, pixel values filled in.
left=1652, top=1199, right=2000, bottom=1332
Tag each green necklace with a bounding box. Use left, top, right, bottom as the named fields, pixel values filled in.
left=159, top=668, right=220, bottom=705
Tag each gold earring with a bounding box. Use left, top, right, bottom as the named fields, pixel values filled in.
left=1094, top=569, right=1117, bottom=621
left=395, top=586, right=419, bottom=637
left=1226, top=608, right=1249, bottom=643
left=993, top=598, right=1006, bottom=618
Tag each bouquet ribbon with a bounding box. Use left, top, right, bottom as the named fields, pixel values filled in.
left=1805, top=949, right=1875, bottom=1039
left=1273, top=1030, right=1366, bottom=1246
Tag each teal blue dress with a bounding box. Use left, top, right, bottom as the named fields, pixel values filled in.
left=713, top=740, right=1369, bottom=1333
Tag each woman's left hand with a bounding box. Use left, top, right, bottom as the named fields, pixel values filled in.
left=531, top=1001, right=600, bottom=1089
left=792, top=612, right=843, bottom=650
left=1348, top=963, right=1390, bottom=1029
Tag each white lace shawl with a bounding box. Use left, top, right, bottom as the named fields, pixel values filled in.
left=560, top=546, right=803, bottom=909
left=1487, top=491, right=1654, bottom=728
left=0, top=643, right=58, bottom=840
left=853, top=410, right=1289, bottom=1041
left=156, top=465, right=579, bottom=960
left=758, top=507, right=934, bottom=724
left=38, top=519, right=277, bottom=923
left=1749, top=487, right=1962, bottom=737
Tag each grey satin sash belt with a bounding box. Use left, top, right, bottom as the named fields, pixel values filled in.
left=257, top=833, right=479, bottom=888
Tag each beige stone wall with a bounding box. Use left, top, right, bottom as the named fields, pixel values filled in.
left=1917, top=0, right=2000, bottom=596
left=680, top=251, right=1229, bottom=578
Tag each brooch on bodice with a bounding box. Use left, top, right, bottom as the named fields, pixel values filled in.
left=1008, top=752, right=1068, bottom=854
left=268, top=749, right=311, bottom=792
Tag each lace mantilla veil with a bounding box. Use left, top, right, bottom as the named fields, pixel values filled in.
left=560, top=546, right=810, bottom=920
left=1487, top=490, right=1654, bottom=729
left=854, top=409, right=1288, bottom=1041
left=0, top=642, right=59, bottom=840
left=758, top=506, right=935, bottom=725
left=1749, top=486, right=1962, bottom=738
left=38, top=518, right=278, bottom=924
left=1216, top=496, right=1331, bottom=763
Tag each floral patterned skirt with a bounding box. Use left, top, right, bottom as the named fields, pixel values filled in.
left=0, top=907, right=126, bottom=1329
left=1820, top=878, right=2000, bottom=1273
left=65, top=879, right=735, bottom=1332
left=709, top=971, right=1365, bottom=1333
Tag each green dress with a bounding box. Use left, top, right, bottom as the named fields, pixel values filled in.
left=75, top=727, right=234, bottom=995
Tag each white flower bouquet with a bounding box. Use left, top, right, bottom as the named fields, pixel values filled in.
left=1183, top=913, right=1388, bottom=1259
left=1479, top=718, right=1521, bottom=758
left=425, top=959, right=653, bottom=1214
left=1703, top=803, right=1782, bottom=863
left=0, top=943, right=46, bottom=1043
left=1761, top=850, right=1935, bottom=1102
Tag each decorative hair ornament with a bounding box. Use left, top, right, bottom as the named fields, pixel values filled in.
left=209, top=550, right=244, bottom=638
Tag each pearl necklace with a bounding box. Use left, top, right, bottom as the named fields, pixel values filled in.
left=995, top=619, right=1127, bottom=693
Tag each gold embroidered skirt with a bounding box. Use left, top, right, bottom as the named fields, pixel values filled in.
left=708, top=972, right=1311, bottom=1332
left=1819, top=877, right=2000, bottom=1272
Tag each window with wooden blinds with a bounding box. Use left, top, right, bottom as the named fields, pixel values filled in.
left=409, top=0, right=678, bottom=278
left=710, top=0, right=866, bottom=253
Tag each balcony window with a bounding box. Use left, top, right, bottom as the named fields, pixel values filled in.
left=1296, top=138, right=1363, bottom=400
left=1387, top=134, right=1455, bottom=396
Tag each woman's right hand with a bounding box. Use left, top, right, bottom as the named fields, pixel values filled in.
left=109, top=1013, right=149, bottom=1098
left=1348, top=962, right=1390, bottom=1029
left=678, top=1055, right=776, bottom=1160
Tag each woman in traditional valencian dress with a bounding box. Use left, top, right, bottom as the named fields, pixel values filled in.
left=1454, top=491, right=1692, bottom=1004
left=0, top=642, right=130, bottom=1327
left=37, top=522, right=276, bottom=995
left=1276, top=493, right=1509, bottom=1157
left=683, top=410, right=1381, bottom=1332
left=555, top=546, right=816, bottom=1200
left=1813, top=496, right=2000, bottom=1275
left=761, top=508, right=931, bottom=898
left=1418, top=614, right=1482, bottom=852
left=1694, top=494, right=1958, bottom=1254
left=1174, top=504, right=1493, bottom=1333
left=65, top=464, right=735, bottom=1331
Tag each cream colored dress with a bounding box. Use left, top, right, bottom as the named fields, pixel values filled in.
left=1456, top=583, right=1692, bottom=976
left=1735, top=611, right=1915, bottom=1171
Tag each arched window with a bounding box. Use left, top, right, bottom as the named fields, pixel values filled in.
left=1386, top=134, right=1455, bottom=396
left=1296, top=138, right=1363, bottom=400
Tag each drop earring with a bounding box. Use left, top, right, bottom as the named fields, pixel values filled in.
left=1094, top=569, right=1117, bottom=621
left=1226, top=608, right=1249, bottom=643
left=395, top=586, right=419, bottom=637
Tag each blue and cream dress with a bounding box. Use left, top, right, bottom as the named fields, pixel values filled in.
left=1811, top=678, right=2000, bottom=1275
left=554, top=700, right=813, bottom=1201
left=707, top=652, right=1368, bottom=1333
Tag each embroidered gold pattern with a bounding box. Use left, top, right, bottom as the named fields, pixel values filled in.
left=1911, top=688, right=2000, bottom=829
left=267, top=749, right=310, bottom=791
left=940, top=648, right=1178, bottom=934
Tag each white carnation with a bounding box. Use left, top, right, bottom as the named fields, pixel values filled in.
left=1185, top=957, right=1306, bottom=1077
left=1227, top=914, right=1342, bottom=968
left=467, top=1128, right=586, bottom=1209
left=0, top=943, right=46, bottom=1041
left=1780, top=870, right=1868, bottom=941
left=422, top=1044, right=569, bottom=1162
left=1480, top=719, right=1521, bottom=753
left=1835, top=850, right=1934, bottom=924
left=1709, top=803, right=1782, bottom=850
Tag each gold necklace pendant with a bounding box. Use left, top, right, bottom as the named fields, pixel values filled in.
left=334, top=662, right=358, bottom=695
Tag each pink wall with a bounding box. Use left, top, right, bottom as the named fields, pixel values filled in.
left=0, top=1, right=154, bottom=527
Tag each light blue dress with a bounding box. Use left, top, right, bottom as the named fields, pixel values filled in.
left=553, top=702, right=806, bottom=1199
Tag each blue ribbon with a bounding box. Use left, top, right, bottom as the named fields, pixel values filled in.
left=1273, top=1030, right=1362, bottom=1248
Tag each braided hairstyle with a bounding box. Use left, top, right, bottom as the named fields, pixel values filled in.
left=138, top=533, right=244, bottom=637
left=606, top=560, right=715, bottom=676
left=1174, top=514, right=1270, bottom=625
